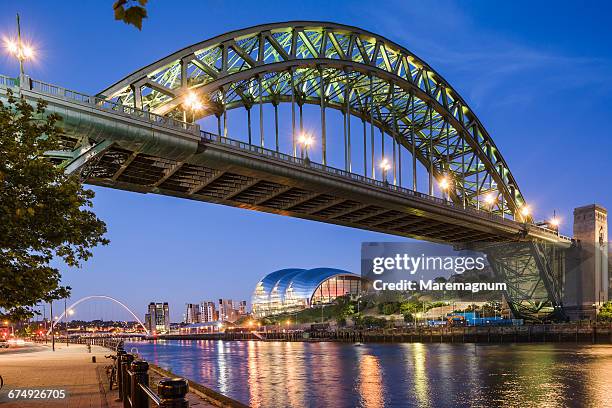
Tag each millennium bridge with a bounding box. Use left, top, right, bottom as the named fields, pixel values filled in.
left=1, top=22, right=593, bottom=321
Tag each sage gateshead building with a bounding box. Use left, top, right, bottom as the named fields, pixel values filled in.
left=252, top=268, right=363, bottom=318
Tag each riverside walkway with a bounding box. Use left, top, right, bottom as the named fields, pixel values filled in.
left=0, top=343, right=221, bottom=407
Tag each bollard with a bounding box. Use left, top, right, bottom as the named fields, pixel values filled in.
left=116, top=349, right=127, bottom=400
left=158, top=378, right=189, bottom=408
left=92, top=356, right=96, bottom=363
left=130, top=360, right=150, bottom=408
left=121, top=353, right=135, bottom=406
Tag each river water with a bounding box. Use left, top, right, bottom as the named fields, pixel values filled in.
left=126, top=340, right=612, bottom=407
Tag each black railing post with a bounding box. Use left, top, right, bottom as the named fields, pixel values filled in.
left=130, top=360, right=150, bottom=408
left=158, top=378, right=189, bottom=408
left=121, top=353, right=135, bottom=404
left=116, top=348, right=126, bottom=400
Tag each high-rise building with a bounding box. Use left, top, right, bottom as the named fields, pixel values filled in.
left=185, top=303, right=200, bottom=324
left=218, top=299, right=237, bottom=322
left=146, top=302, right=170, bottom=334
left=238, top=300, right=248, bottom=315
left=200, top=301, right=217, bottom=323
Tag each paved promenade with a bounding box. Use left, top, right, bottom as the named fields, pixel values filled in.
left=0, top=343, right=115, bottom=407
left=0, top=342, right=221, bottom=408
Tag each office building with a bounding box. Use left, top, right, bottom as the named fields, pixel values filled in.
left=200, top=301, right=218, bottom=323
left=185, top=303, right=200, bottom=324
left=145, top=302, right=170, bottom=334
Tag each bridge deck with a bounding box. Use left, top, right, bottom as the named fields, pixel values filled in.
left=0, top=75, right=569, bottom=244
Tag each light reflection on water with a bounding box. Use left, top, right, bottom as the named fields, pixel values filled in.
left=127, top=340, right=612, bottom=408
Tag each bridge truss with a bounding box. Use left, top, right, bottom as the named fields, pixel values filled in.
left=101, top=22, right=528, bottom=220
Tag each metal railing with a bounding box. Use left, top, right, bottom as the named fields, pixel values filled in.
left=200, top=131, right=569, bottom=240
left=0, top=74, right=18, bottom=88
left=114, top=344, right=190, bottom=408
left=3, top=75, right=199, bottom=135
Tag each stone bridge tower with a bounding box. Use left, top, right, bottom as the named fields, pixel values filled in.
left=564, top=204, right=608, bottom=320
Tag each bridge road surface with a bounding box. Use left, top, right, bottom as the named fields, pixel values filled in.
left=0, top=343, right=216, bottom=407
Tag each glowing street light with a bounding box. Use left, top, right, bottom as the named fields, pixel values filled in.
left=68, top=309, right=75, bottom=316
left=379, top=159, right=391, bottom=183
left=438, top=177, right=450, bottom=191
left=549, top=217, right=560, bottom=227
left=184, top=91, right=204, bottom=111
left=520, top=205, right=530, bottom=219
left=4, top=14, right=35, bottom=76
left=438, top=176, right=452, bottom=201
left=298, top=132, right=314, bottom=160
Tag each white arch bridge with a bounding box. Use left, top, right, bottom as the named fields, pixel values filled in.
left=0, top=22, right=574, bottom=321
left=46, top=295, right=149, bottom=335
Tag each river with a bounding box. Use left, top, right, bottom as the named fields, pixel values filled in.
left=126, top=340, right=612, bottom=407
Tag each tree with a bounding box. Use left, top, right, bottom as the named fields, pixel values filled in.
left=598, top=301, right=612, bottom=322
left=0, top=92, right=108, bottom=321
left=113, top=0, right=148, bottom=30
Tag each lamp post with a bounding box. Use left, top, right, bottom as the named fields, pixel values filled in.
left=484, top=193, right=496, bottom=213
left=298, top=133, right=314, bottom=164
left=50, top=301, right=55, bottom=352
left=379, top=159, right=391, bottom=185
left=183, top=91, right=204, bottom=122
left=438, top=176, right=451, bottom=201
left=549, top=211, right=561, bottom=235
left=5, top=14, right=35, bottom=80
left=520, top=205, right=530, bottom=221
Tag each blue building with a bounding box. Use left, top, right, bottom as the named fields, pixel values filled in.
left=252, top=268, right=362, bottom=318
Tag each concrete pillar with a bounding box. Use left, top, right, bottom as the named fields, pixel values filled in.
left=564, top=204, right=608, bottom=320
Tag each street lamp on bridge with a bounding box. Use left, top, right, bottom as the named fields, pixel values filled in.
left=4, top=14, right=35, bottom=77
left=484, top=192, right=497, bottom=212
left=379, top=159, right=391, bottom=184
left=438, top=176, right=452, bottom=200
left=520, top=205, right=531, bottom=221
left=298, top=132, right=314, bottom=163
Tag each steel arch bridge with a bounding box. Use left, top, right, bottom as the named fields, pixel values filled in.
left=0, top=22, right=572, bottom=321
left=46, top=295, right=149, bottom=335
left=101, top=21, right=525, bottom=220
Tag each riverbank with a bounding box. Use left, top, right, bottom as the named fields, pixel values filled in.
left=152, top=322, right=612, bottom=344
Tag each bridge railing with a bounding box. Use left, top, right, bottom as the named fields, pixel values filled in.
left=5, top=75, right=199, bottom=135
left=200, top=131, right=547, bottom=230
left=0, top=74, right=19, bottom=88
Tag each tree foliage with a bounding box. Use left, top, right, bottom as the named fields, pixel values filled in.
left=598, top=301, right=612, bottom=322
left=113, top=0, right=148, bottom=30
left=0, top=92, right=108, bottom=320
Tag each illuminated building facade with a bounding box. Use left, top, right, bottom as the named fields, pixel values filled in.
left=200, top=301, right=218, bottom=323
left=185, top=303, right=200, bottom=324
left=145, top=302, right=170, bottom=334
left=252, top=268, right=362, bottom=318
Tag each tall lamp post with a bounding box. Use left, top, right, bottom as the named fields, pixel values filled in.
left=4, top=14, right=35, bottom=80
left=438, top=176, right=451, bottom=201
left=379, top=159, right=391, bottom=185
left=298, top=132, right=314, bottom=164
left=50, top=301, right=55, bottom=352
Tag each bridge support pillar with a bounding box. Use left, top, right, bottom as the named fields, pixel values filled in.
left=563, top=204, right=608, bottom=321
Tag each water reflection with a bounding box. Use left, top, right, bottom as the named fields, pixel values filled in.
left=127, top=340, right=612, bottom=408
left=356, top=348, right=384, bottom=407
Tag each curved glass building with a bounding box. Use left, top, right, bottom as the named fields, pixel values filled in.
left=252, top=268, right=362, bottom=318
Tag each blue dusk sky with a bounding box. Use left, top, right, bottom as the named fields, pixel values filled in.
left=1, top=1, right=610, bottom=321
